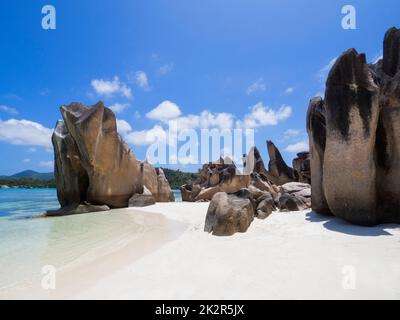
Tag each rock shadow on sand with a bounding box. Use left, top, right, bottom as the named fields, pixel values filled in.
left=305, top=211, right=398, bottom=236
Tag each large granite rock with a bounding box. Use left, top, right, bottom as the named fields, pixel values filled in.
left=140, top=161, right=174, bottom=202
left=256, top=192, right=276, bottom=219
left=50, top=101, right=174, bottom=215
left=181, top=158, right=249, bottom=202
left=204, top=189, right=255, bottom=236
left=279, top=193, right=309, bottom=212
left=324, top=49, right=380, bottom=225
left=266, top=140, right=296, bottom=185
left=292, top=152, right=311, bottom=184
left=60, top=102, right=143, bottom=208
left=52, top=120, right=88, bottom=207
left=129, top=186, right=156, bottom=207
left=306, top=97, right=331, bottom=215
left=308, top=27, right=400, bottom=225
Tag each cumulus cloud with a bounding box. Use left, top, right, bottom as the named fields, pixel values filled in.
left=158, top=63, right=174, bottom=76
left=135, top=71, right=150, bottom=91
left=146, top=100, right=182, bottom=121
left=237, top=103, right=292, bottom=129
left=124, top=125, right=167, bottom=146
left=285, top=87, right=294, bottom=94
left=0, top=105, right=18, bottom=115
left=118, top=100, right=292, bottom=146
left=39, top=161, right=54, bottom=169
left=0, top=119, right=52, bottom=148
left=246, top=78, right=266, bottom=95
left=116, top=119, right=133, bottom=134
left=91, top=76, right=132, bottom=99
left=285, top=140, right=309, bottom=153
left=109, top=103, right=129, bottom=113
left=172, top=111, right=234, bottom=131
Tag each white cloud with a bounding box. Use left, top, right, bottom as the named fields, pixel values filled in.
left=285, top=87, right=294, bottom=94
left=109, top=103, right=129, bottom=113
left=284, top=129, right=300, bottom=139
left=177, top=156, right=197, bottom=165
left=146, top=100, right=182, bottom=121
left=135, top=71, right=150, bottom=91
left=174, top=111, right=234, bottom=131
left=22, top=158, right=31, bottom=163
left=237, top=103, right=292, bottom=129
left=124, top=125, right=167, bottom=146
left=116, top=119, right=133, bottom=134
left=39, top=161, right=54, bottom=169
left=158, top=63, right=174, bottom=76
left=285, top=140, right=309, bottom=153
left=119, top=100, right=292, bottom=146
left=246, top=78, right=266, bottom=95
left=0, top=105, right=18, bottom=115
left=91, top=76, right=132, bottom=99
left=0, top=119, right=52, bottom=148
left=317, top=57, right=337, bottom=82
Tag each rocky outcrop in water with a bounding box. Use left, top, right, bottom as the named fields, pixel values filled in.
left=307, top=27, right=400, bottom=225
left=48, top=101, right=174, bottom=215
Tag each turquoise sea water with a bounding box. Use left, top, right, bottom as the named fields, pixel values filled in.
left=0, top=188, right=182, bottom=219
left=0, top=188, right=182, bottom=292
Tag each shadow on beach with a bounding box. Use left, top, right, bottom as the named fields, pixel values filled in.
left=305, top=211, right=399, bottom=237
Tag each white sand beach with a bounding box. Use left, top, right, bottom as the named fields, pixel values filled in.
left=2, top=202, right=400, bottom=300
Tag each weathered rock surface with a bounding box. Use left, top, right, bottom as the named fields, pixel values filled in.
left=52, top=120, right=88, bottom=207
left=140, top=161, right=174, bottom=202
left=292, top=152, right=311, bottom=184
left=308, top=27, right=400, bottom=225
left=256, top=192, right=276, bottom=219
left=266, top=140, right=296, bottom=185
left=306, top=97, right=331, bottom=215
left=60, top=102, right=143, bottom=208
left=279, top=193, right=309, bottom=212
left=281, top=182, right=310, bottom=194
left=50, top=101, right=174, bottom=215
left=129, top=186, right=156, bottom=207
left=204, top=190, right=255, bottom=236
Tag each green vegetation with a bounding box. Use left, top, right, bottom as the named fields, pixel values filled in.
left=0, top=178, right=56, bottom=189
left=161, top=168, right=198, bottom=189
left=0, top=169, right=197, bottom=190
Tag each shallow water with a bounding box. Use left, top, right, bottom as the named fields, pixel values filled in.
left=0, top=188, right=182, bottom=292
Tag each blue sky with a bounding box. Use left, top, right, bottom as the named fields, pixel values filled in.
left=0, top=0, right=398, bottom=174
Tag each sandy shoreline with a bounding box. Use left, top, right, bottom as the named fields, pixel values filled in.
left=2, top=202, right=400, bottom=299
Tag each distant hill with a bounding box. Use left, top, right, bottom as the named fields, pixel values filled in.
left=0, top=170, right=54, bottom=180
left=0, top=168, right=196, bottom=189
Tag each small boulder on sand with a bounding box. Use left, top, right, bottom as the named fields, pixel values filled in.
left=204, top=189, right=255, bottom=236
